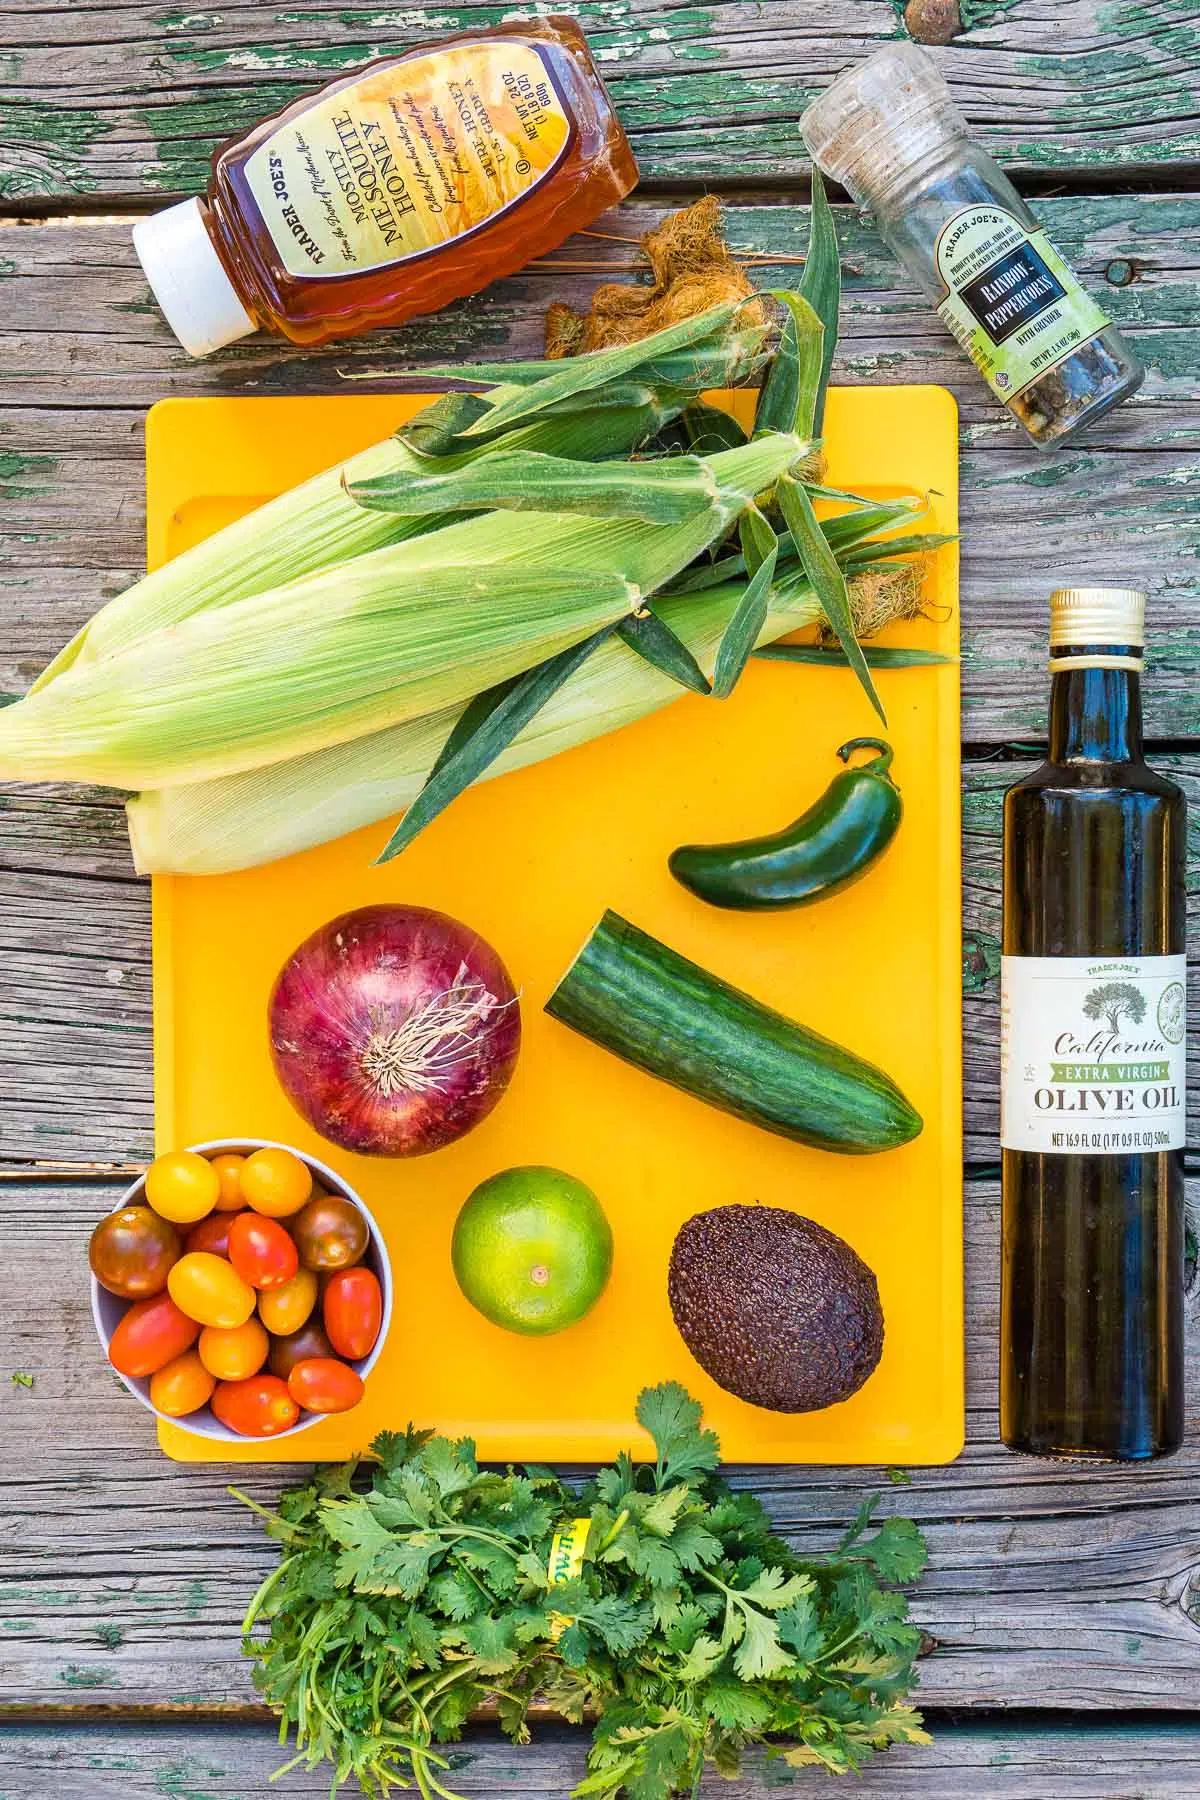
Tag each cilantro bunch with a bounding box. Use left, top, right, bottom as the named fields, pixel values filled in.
left=237, top=1384, right=929, bottom=1799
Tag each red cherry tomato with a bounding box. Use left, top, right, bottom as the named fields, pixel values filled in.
left=323, top=1267, right=383, bottom=1362
left=109, top=1292, right=201, bottom=1378
left=287, top=1357, right=365, bottom=1415
left=211, top=1373, right=300, bottom=1437
left=186, top=1212, right=234, bottom=1258
left=228, top=1212, right=299, bottom=1292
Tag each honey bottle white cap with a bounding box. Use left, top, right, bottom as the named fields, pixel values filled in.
left=133, top=198, right=257, bottom=359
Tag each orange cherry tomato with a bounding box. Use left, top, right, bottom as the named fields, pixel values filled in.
left=211, top=1373, right=300, bottom=1438
left=109, top=1293, right=200, bottom=1378
left=210, top=1152, right=248, bottom=1212
left=287, top=1357, right=364, bottom=1415
left=198, top=1317, right=269, bottom=1381
left=323, top=1267, right=383, bottom=1362
left=240, top=1147, right=312, bottom=1219
left=144, top=1149, right=220, bottom=1225
left=167, top=1251, right=256, bottom=1329
left=257, top=1266, right=318, bottom=1337
left=150, top=1349, right=216, bottom=1418
left=186, top=1212, right=234, bottom=1258
left=89, top=1205, right=181, bottom=1300
left=228, top=1212, right=299, bottom=1291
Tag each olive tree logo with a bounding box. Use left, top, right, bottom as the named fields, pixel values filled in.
left=1083, top=981, right=1146, bottom=1035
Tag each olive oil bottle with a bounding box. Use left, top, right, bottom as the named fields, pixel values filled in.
left=1001, top=588, right=1186, bottom=1460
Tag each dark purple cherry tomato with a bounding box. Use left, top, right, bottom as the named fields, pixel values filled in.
left=290, top=1194, right=369, bottom=1273
left=186, top=1212, right=234, bottom=1258
left=267, top=1318, right=335, bottom=1380
left=90, top=1205, right=181, bottom=1300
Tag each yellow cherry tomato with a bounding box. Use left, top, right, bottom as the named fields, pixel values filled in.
left=168, top=1251, right=256, bottom=1329
left=145, top=1149, right=220, bottom=1225
left=257, top=1266, right=318, bottom=1337
left=150, top=1349, right=216, bottom=1418
left=210, top=1152, right=248, bottom=1213
left=198, top=1316, right=269, bottom=1381
left=240, top=1147, right=313, bottom=1219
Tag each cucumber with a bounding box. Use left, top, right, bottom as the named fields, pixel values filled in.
left=545, top=911, right=922, bottom=1155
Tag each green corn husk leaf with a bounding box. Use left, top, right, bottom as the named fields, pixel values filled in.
left=756, top=644, right=955, bottom=668
left=757, top=292, right=824, bottom=439
left=616, top=609, right=711, bottom=696
left=376, top=626, right=617, bottom=861
left=451, top=304, right=745, bottom=441
left=0, top=433, right=808, bottom=789
left=841, top=532, right=957, bottom=569
left=410, top=317, right=769, bottom=395
left=682, top=399, right=750, bottom=455
left=796, top=170, right=841, bottom=434
left=712, top=538, right=778, bottom=699
left=347, top=449, right=808, bottom=526
left=128, top=549, right=938, bottom=876
left=777, top=474, right=885, bottom=724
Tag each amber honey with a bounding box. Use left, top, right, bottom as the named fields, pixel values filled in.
left=134, top=17, right=638, bottom=355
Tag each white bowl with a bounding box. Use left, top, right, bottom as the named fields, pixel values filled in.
left=90, top=1138, right=393, bottom=1443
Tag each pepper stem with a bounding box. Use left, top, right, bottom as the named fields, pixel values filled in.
left=837, top=736, right=894, bottom=775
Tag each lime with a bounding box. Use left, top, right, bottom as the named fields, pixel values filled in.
left=452, top=1166, right=613, bottom=1335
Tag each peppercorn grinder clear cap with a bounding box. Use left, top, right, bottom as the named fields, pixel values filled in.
left=800, top=43, right=964, bottom=206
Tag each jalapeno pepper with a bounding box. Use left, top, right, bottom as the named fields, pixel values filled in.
left=669, top=738, right=902, bottom=911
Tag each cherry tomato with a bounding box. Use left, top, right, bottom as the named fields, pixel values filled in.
left=228, top=1212, right=298, bottom=1291
left=323, top=1267, right=383, bottom=1362
left=268, top=1318, right=335, bottom=1379
left=240, top=1147, right=312, bottom=1219
left=291, top=1193, right=369, bottom=1272
left=287, top=1357, right=364, bottom=1415
left=168, top=1251, right=256, bottom=1329
left=144, top=1149, right=220, bottom=1225
left=257, top=1266, right=318, bottom=1337
left=210, top=1152, right=248, bottom=1213
left=211, top=1373, right=300, bottom=1438
left=150, top=1349, right=216, bottom=1418
left=109, top=1292, right=200, bottom=1378
left=186, top=1213, right=233, bottom=1258
left=198, top=1317, right=269, bottom=1381
left=89, top=1205, right=180, bottom=1300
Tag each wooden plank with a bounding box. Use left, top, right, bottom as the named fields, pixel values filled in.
left=0, top=751, right=1197, bottom=1167
left=1, top=1, right=1199, bottom=204
left=3, top=1717, right=1200, bottom=1798
left=4, top=1177, right=1200, bottom=1714
left=0, top=196, right=1198, bottom=746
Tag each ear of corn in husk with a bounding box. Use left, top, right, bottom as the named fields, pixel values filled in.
left=0, top=432, right=809, bottom=790
left=126, top=557, right=931, bottom=876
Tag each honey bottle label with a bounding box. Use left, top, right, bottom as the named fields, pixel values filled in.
left=244, top=41, right=573, bottom=279
left=934, top=206, right=1112, bottom=405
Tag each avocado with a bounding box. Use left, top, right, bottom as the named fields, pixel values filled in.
left=667, top=1204, right=884, bottom=1412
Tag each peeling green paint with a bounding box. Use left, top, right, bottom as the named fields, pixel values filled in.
left=57, top=1663, right=119, bottom=1687
left=0, top=102, right=107, bottom=198
left=0, top=1619, right=33, bottom=1632
left=0, top=453, right=58, bottom=502
left=153, top=1758, right=228, bottom=1800
left=963, top=928, right=1001, bottom=993
left=95, top=1620, right=124, bottom=1648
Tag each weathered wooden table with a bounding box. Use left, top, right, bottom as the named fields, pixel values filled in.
left=2, top=4, right=1199, bottom=1795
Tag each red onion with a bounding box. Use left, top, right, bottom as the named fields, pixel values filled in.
left=269, top=904, right=521, bottom=1157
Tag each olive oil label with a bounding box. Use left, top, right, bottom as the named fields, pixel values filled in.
left=1001, top=954, right=1187, bottom=1155
left=244, top=42, right=571, bottom=279
left=935, top=207, right=1111, bottom=404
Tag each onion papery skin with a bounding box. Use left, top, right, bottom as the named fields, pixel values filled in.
left=269, top=904, right=521, bottom=1157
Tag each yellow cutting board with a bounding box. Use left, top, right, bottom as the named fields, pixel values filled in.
left=151, top=385, right=963, bottom=1466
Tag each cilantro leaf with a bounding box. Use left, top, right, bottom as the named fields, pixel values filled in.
left=318, top=1502, right=439, bottom=1598
left=778, top=1591, right=825, bottom=1664
left=852, top=1515, right=928, bottom=1585
left=635, top=1383, right=720, bottom=1490
left=732, top=1606, right=794, bottom=1681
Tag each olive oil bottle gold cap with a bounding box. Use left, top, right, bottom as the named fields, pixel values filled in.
left=1049, top=586, right=1146, bottom=648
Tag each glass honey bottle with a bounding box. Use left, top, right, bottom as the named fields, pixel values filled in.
left=134, top=17, right=638, bottom=356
